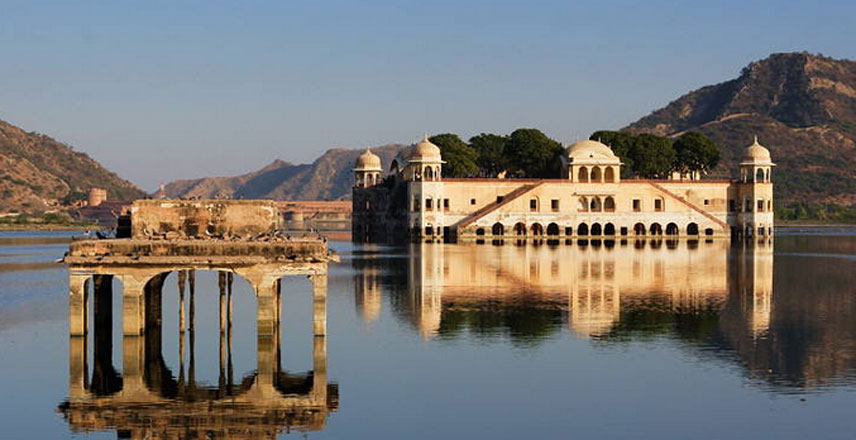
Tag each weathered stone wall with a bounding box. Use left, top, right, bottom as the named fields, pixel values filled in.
left=130, top=200, right=281, bottom=239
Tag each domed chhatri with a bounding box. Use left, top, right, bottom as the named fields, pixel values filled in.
left=566, top=139, right=620, bottom=163
left=408, top=135, right=443, bottom=162
left=354, top=148, right=382, bottom=171
left=741, top=136, right=774, bottom=165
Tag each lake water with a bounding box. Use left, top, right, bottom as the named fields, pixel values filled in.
left=1, top=229, right=856, bottom=439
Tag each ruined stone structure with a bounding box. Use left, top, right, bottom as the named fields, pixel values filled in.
left=62, top=200, right=338, bottom=437
left=353, top=137, right=775, bottom=243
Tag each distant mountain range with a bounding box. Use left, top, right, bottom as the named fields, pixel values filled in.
left=0, top=119, right=146, bottom=213
left=162, top=144, right=405, bottom=200
left=626, top=52, right=856, bottom=205
left=3, top=51, right=854, bottom=211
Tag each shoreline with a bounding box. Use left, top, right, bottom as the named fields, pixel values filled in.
left=0, top=224, right=99, bottom=232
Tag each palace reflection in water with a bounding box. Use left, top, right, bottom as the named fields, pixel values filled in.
left=354, top=237, right=856, bottom=390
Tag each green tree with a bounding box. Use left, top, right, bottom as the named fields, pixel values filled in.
left=429, top=133, right=479, bottom=178
left=469, top=133, right=508, bottom=177
left=590, top=130, right=635, bottom=177
left=673, top=132, right=720, bottom=175
left=503, top=129, right=564, bottom=178
left=629, top=134, right=676, bottom=178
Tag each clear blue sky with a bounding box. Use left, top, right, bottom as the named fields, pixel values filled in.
left=0, top=0, right=853, bottom=190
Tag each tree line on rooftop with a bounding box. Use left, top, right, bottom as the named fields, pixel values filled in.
left=429, top=129, right=720, bottom=179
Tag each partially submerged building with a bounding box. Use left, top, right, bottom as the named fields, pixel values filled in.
left=353, top=136, right=775, bottom=243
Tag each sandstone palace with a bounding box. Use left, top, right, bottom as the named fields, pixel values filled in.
left=352, top=136, right=774, bottom=243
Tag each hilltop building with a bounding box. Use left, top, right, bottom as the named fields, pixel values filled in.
left=353, top=136, right=774, bottom=243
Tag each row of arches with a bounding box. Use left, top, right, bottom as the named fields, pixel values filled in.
left=578, top=196, right=615, bottom=212
left=474, top=222, right=715, bottom=237
left=576, top=166, right=617, bottom=183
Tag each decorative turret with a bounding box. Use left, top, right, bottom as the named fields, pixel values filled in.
left=405, top=136, right=444, bottom=182
left=561, top=139, right=622, bottom=183
left=737, top=136, right=775, bottom=238
left=353, top=148, right=382, bottom=188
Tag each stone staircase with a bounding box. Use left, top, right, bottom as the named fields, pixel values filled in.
left=454, top=181, right=546, bottom=232
left=646, top=181, right=728, bottom=230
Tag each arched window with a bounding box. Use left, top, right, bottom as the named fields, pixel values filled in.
left=531, top=223, right=544, bottom=236
left=425, top=167, right=434, bottom=180
left=687, top=223, right=699, bottom=235
left=705, top=228, right=715, bottom=236
left=604, top=167, right=615, bottom=182
left=634, top=223, right=646, bottom=236
left=578, top=167, right=589, bottom=183
left=577, top=223, right=589, bottom=236
left=578, top=197, right=588, bottom=212
left=547, top=223, right=560, bottom=236
left=604, top=223, right=616, bottom=236
left=591, top=167, right=602, bottom=182
left=590, top=196, right=602, bottom=212
left=756, top=168, right=763, bottom=183
left=604, top=196, right=615, bottom=211
left=666, top=223, right=679, bottom=236
left=492, top=223, right=505, bottom=236
left=514, top=222, right=527, bottom=236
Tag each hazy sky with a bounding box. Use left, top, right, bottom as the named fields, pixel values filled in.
left=1, top=0, right=854, bottom=190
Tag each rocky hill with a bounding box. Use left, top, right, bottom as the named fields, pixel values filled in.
left=163, top=144, right=406, bottom=200
left=0, top=118, right=147, bottom=213
left=626, top=52, right=856, bottom=204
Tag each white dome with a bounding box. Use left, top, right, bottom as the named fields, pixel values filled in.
left=354, top=148, right=382, bottom=171
left=408, top=136, right=443, bottom=162
left=741, top=137, right=774, bottom=165
left=566, top=139, right=620, bottom=164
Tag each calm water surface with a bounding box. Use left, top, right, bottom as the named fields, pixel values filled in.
left=1, top=229, right=856, bottom=439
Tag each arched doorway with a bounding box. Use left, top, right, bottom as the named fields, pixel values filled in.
left=649, top=223, right=663, bottom=235
left=577, top=223, right=589, bottom=236
left=687, top=223, right=699, bottom=235
left=634, top=223, right=646, bottom=236
left=476, top=228, right=485, bottom=236
left=666, top=223, right=679, bottom=236
left=604, top=223, right=616, bottom=236
left=590, top=223, right=602, bottom=236
left=547, top=223, right=560, bottom=236
left=604, top=167, right=615, bottom=182
left=604, top=196, right=615, bottom=211
left=514, top=222, right=527, bottom=236
left=531, top=223, right=544, bottom=236
left=590, top=196, right=602, bottom=212
left=492, top=223, right=505, bottom=236
left=578, top=167, right=589, bottom=182
left=591, top=167, right=602, bottom=182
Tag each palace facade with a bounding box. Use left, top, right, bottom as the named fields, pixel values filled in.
left=353, top=136, right=774, bottom=243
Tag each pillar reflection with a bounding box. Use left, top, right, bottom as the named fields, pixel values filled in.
left=59, top=264, right=337, bottom=438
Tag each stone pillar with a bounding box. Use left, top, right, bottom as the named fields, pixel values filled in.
left=219, top=271, right=227, bottom=334
left=255, top=275, right=279, bottom=387
left=122, top=274, right=149, bottom=336
left=311, top=273, right=328, bottom=336
left=68, top=273, right=89, bottom=336
left=178, top=270, right=187, bottom=333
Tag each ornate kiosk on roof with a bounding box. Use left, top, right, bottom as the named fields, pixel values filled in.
left=353, top=136, right=774, bottom=243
